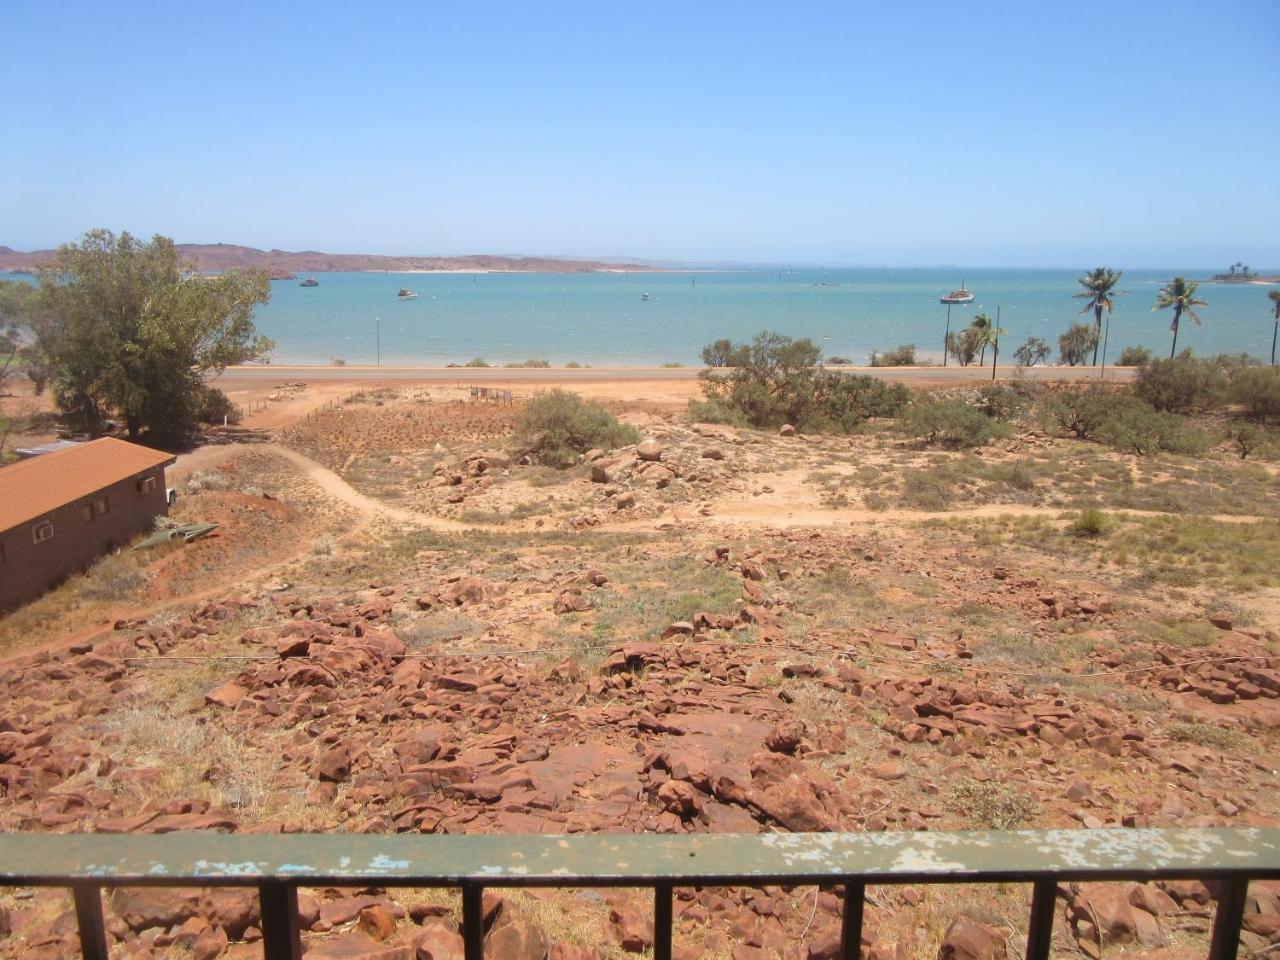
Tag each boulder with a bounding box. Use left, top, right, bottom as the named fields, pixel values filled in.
left=938, top=916, right=1007, bottom=960
left=636, top=440, right=663, bottom=462
left=764, top=720, right=804, bottom=755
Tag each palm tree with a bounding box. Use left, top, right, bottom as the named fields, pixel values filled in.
left=1073, top=267, right=1123, bottom=366
left=1269, top=289, right=1280, bottom=366
left=1153, top=277, right=1207, bottom=358
left=970, top=313, right=992, bottom=365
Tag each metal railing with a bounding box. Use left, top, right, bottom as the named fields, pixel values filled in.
left=1, top=828, right=1277, bottom=960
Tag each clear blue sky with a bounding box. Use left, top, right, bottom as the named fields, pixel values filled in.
left=3, top=0, right=1277, bottom=267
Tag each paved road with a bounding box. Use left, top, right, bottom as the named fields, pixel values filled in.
left=218, top=364, right=1134, bottom=384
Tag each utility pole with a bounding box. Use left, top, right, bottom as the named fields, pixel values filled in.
left=376, top=317, right=381, bottom=367
left=1100, top=309, right=1111, bottom=380
left=991, top=306, right=1000, bottom=381
left=943, top=303, right=952, bottom=367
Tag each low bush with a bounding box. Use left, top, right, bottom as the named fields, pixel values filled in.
left=1115, top=346, right=1152, bottom=366
left=1094, top=402, right=1209, bottom=456
left=464, top=357, right=491, bottom=368
left=1134, top=357, right=1229, bottom=412
left=977, top=383, right=1032, bottom=422
left=1058, top=323, right=1099, bottom=366
left=686, top=398, right=750, bottom=428
left=1229, top=366, right=1280, bottom=421
left=1225, top=421, right=1270, bottom=459
left=1069, top=508, right=1110, bottom=538
left=697, top=331, right=908, bottom=432
left=519, top=389, right=640, bottom=467
left=869, top=344, right=916, bottom=367
left=504, top=359, right=550, bottom=368
left=898, top=399, right=1012, bottom=448
left=197, top=386, right=241, bottom=426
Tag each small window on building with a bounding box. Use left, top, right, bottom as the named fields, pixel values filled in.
left=82, top=503, right=95, bottom=522
left=137, top=476, right=157, bottom=494
left=97, top=497, right=110, bottom=515
left=32, top=522, right=54, bottom=544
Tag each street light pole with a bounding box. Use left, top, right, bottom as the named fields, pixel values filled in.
left=376, top=317, right=381, bottom=367
left=943, top=303, right=951, bottom=367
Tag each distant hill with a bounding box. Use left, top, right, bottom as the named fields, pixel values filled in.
left=0, top=242, right=652, bottom=276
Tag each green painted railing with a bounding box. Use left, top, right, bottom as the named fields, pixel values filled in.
left=0, top=828, right=1277, bottom=960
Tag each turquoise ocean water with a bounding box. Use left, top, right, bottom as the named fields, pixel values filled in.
left=37, top=267, right=1269, bottom=368
left=189, top=268, right=1280, bottom=366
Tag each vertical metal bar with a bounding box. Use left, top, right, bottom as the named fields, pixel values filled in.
left=72, top=884, right=109, bottom=960
left=258, top=882, right=301, bottom=960
left=654, top=883, right=673, bottom=960
left=462, top=883, right=485, bottom=960
left=1025, top=879, right=1057, bottom=960
left=840, top=881, right=865, bottom=960
left=1208, top=876, right=1249, bottom=960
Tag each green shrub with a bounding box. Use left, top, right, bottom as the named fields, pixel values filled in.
left=701, top=338, right=746, bottom=367
left=989, top=460, right=1035, bottom=491
left=869, top=344, right=916, bottom=367
left=1094, top=403, right=1209, bottom=456
left=697, top=331, right=907, bottom=432
left=1038, top=385, right=1118, bottom=438
left=686, top=398, right=750, bottom=428
left=898, top=399, right=1012, bottom=448
left=977, top=383, right=1030, bottom=421
left=1135, top=357, right=1229, bottom=412
left=503, top=359, right=550, bottom=368
left=518, top=389, right=640, bottom=467
left=1115, top=346, right=1152, bottom=366
left=464, top=357, right=491, bottom=368
left=1225, top=421, right=1269, bottom=459
left=197, top=386, right=241, bottom=425
left=1070, top=508, right=1110, bottom=538
left=1229, top=366, right=1280, bottom=421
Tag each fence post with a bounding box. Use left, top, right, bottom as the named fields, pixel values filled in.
left=1208, top=877, right=1249, bottom=960
left=1025, top=878, right=1057, bottom=960
left=462, top=883, right=485, bottom=960
left=72, top=884, right=109, bottom=960
left=654, top=883, right=673, bottom=960
left=840, top=881, right=864, bottom=960
left=258, top=881, right=301, bottom=960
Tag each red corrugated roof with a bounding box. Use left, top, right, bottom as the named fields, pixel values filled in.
left=0, top=438, right=175, bottom=530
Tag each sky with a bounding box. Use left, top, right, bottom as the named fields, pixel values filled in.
left=2, top=0, right=1278, bottom=267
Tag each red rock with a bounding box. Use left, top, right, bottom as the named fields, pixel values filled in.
left=610, top=903, right=652, bottom=952
left=870, top=761, right=906, bottom=781
left=1128, top=884, right=1177, bottom=916
left=194, top=925, right=229, bottom=960
left=486, top=907, right=548, bottom=960
left=939, top=915, right=1007, bottom=960
left=656, top=780, right=702, bottom=818
left=359, top=905, right=398, bottom=942
left=304, top=931, right=412, bottom=959
left=441, top=578, right=486, bottom=606
left=205, top=682, right=248, bottom=708
left=753, top=775, right=836, bottom=832
left=549, top=945, right=598, bottom=960
left=764, top=720, right=804, bottom=755
left=207, top=889, right=259, bottom=938
left=553, top=589, right=593, bottom=614
left=405, top=920, right=464, bottom=960
left=109, top=887, right=202, bottom=932
left=1071, top=883, right=1136, bottom=945
left=315, top=744, right=352, bottom=782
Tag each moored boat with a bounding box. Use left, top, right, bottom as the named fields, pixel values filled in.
left=397, top=288, right=418, bottom=300
left=299, top=277, right=319, bottom=287
left=940, top=281, right=973, bottom=304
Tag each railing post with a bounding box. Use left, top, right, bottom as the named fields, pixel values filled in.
left=1025, top=879, right=1057, bottom=960
left=654, top=883, right=673, bottom=960
left=72, top=884, right=108, bottom=960
left=1208, top=876, right=1249, bottom=960
left=840, top=881, right=864, bottom=960
left=258, top=881, right=301, bottom=960
left=462, top=883, right=485, bottom=960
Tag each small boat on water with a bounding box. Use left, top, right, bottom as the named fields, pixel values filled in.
left=397, top=288, right=418, bottom=300
left=299, top=277, right=319, bottom=287
left=940, top=281, right=973, bottom=304
left=641, top=292, right=651, bottom=301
